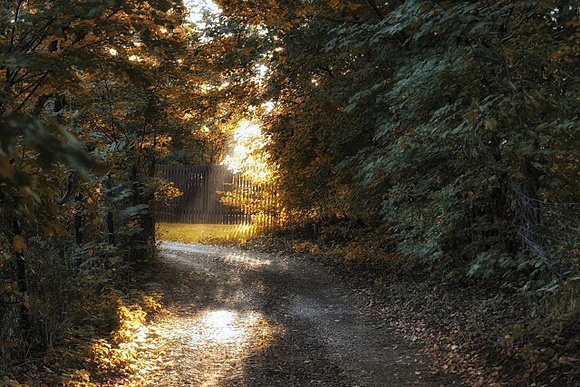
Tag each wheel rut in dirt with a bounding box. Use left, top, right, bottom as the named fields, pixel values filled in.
left=136, top=242, right=461, bottom=386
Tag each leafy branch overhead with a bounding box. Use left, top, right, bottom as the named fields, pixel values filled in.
left=0, top=0, right=219, bottom=383
left=0, top=0, right=579, bottom=385
left=225, top=0, right=580, bottom=282
left=215, top=1, right=578, bottom=383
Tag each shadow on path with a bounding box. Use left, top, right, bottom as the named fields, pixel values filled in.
left=136, top=242, right=462, bottom=386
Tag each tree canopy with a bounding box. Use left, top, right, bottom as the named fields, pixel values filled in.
left=215, top=0, right=579, bottom=283
left=0, top=0, right=226, bottom=381
left=1, top=0, right=579, bottom=384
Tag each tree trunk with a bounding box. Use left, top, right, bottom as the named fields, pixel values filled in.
left=106, top=175, right=115, bottom=245
left=13, top=220, right=30, bottom=335
left=513, top=158, right=553, bottom=276
left=74, top=193, right=84, bottom=246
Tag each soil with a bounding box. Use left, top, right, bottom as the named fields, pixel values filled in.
left=116, top=242, right=465, bottom=386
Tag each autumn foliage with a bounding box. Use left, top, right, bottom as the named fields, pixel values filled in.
left=0, top=0, right=210, bottom=383
left=216, top=0, right=580, bottom=384
left=1, top=0, right=579, bottom=385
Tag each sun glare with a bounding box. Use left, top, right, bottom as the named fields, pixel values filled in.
left=254, top=64, right=269, bottom=82
left=193, top=310, right=249, bottom=344
left=121, top=306, right=276, bottom=385
left=222, top=119, right=271, bottom=182
left=234, top=121, right=262, bottom=141
left=262, top=101, right=275, bottom=113
left=185, top=0, right=221, bottom=26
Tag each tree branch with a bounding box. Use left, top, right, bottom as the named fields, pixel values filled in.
left=15, top=72, right=49, bottom=113
left=316, top=64, right=335, bottom=78
left=365, top=0, right=384, bottom=21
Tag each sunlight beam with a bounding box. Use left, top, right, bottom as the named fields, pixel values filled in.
left=185, top=0, right=221, bottom=26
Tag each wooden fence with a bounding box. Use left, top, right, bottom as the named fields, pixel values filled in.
left=157, top=164, right=277, bottom=226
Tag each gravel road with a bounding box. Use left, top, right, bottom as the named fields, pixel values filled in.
left=132, top=241, right=461, bottom=386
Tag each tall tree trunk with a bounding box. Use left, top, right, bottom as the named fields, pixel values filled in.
left=12, top=220, right=30, bottom=335
left=74, top=193, right=84, bottom=246
left=106, top=174, right=115, bottom=245
left=513, top=158, right=553, bottom=276
left=129, top=164, right=154, bottom=263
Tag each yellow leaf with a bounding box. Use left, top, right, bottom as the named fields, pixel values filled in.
left=465, top=110, right=478, bottom=121
left=83, top=32, right=99, bottom=44
left=45, top=223, right=68, bottom=237
left=264, top=15, right=277, bottom=27
left=12, top=235, right=26, bottom=253
left=0, top=155, right=13, bottom=179
left=329, top=0, right=341, bottom=9
left=485, top=118, right=497, bottom=131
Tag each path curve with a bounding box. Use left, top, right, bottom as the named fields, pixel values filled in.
left=129, top=242, right=460, bottom=386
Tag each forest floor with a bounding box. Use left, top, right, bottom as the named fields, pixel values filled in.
left=101, top=242, right=466, bottom=386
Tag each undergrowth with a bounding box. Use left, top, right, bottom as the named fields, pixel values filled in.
left=1, top=258, right=165, bottom=387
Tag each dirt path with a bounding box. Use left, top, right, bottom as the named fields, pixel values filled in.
left=128, top=242, right=462, bottom=386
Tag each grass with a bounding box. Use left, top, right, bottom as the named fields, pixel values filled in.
left=156, top=222, right=256, bottom=244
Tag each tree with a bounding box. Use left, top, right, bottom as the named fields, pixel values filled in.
left=0, top=0, right=203, bottom=379
left=217, top=0, right=580, bottom=284
left=343, top=0, right=580, bottom=281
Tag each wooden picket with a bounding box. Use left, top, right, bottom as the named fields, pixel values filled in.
left=157, top=164, right=277, bottom=226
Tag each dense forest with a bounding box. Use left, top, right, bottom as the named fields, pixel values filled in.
left=1, top=0, right=579, bottom=385
left=0, top=0, right=244, bottom=383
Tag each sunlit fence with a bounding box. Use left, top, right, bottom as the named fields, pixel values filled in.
left=156, top=164, right=278, bottom=228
